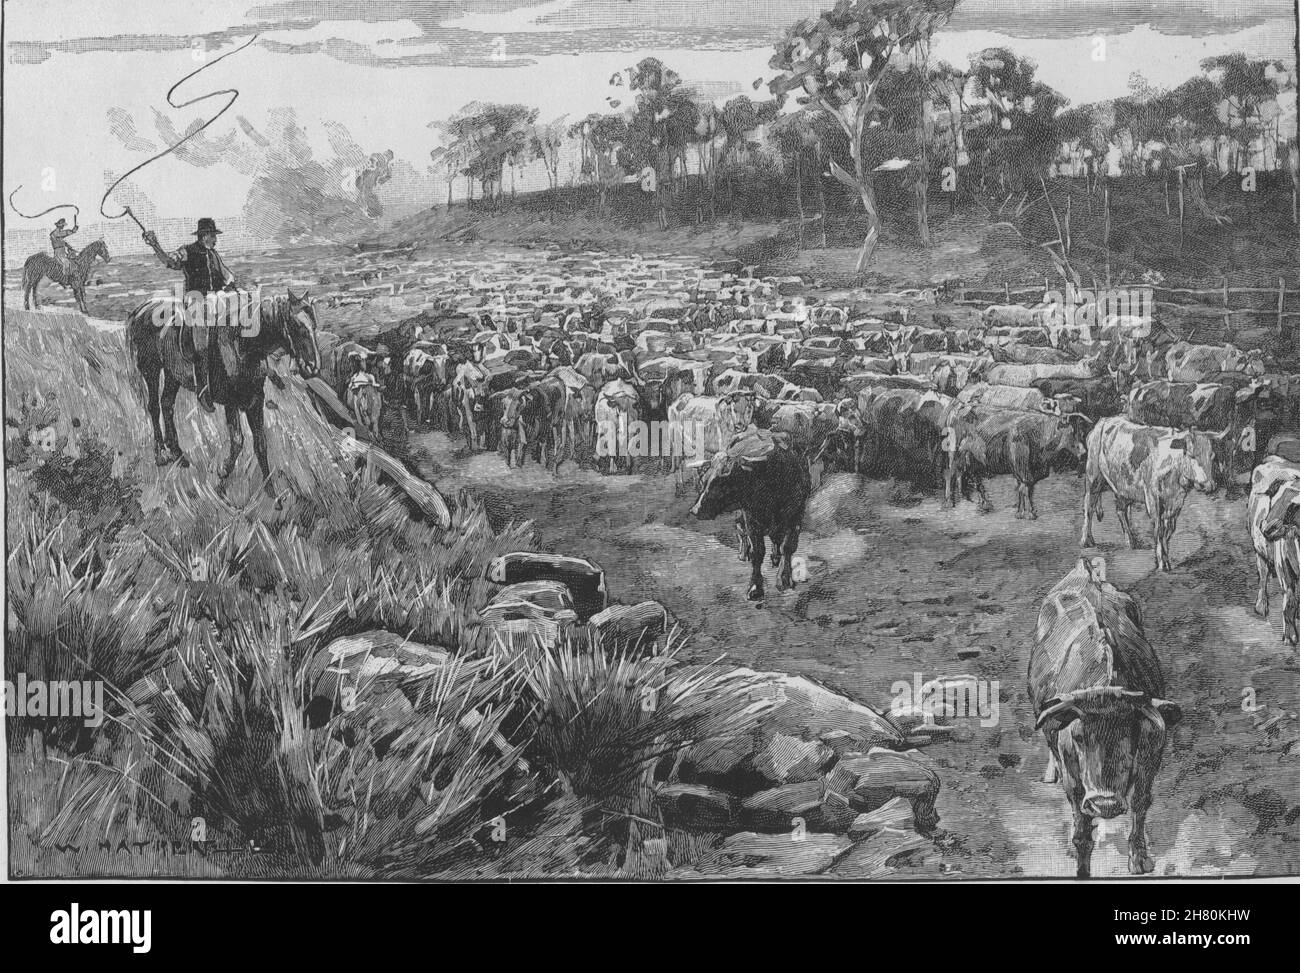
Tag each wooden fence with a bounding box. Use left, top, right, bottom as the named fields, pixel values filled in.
left=955, top=277, right=1300, bottom=334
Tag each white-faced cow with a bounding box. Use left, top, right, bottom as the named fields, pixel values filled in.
left=1081, top=417, right=1217, bottom=572
left=1248, top=454, right=1300, bottom=645
left=1030, top=557, right=1182, bottom=878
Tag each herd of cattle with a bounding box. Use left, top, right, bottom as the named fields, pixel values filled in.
left=317, top=256, right=1300, bottom=641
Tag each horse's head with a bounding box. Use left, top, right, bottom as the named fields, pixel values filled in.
left=281, top=287, right=321, bottom=378
left=85, top=240, right=111, bottom=264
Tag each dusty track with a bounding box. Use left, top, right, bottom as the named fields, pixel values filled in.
left=416, top=427, right=1300, bottom=878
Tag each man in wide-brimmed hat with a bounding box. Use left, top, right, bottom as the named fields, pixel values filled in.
left=50, top=217, right=79, bottom=275
left=143, top=217, right=244, bottom=413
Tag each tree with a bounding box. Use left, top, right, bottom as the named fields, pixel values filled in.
left=531, top=116, right=568, bottom=190
left=622, top=58, right=700, bottom=227
left=769, top=0, right=959, bottom=271
left=441, top=102, right=538, bottom=206
left=963, top=47, right=1065, bottom=194
left=718, top=95, right=780, bottom=213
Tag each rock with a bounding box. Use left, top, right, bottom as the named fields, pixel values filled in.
left=306, top=631, right=450, bottom=726
left=814, top=787, right=858, bottom=834
left=750, top=733, right=835, bottom=787
left=675, top=734, right=757, bottom=788
left=736, top=669, right=905, bottom=753
left=588, top=600, right=669, bottom=654
left=830, top=826, right=932, bottom=878
left=697, top=832, right=854, bottom=876
left=820, top=729, right=856, bottom=760
left=655, top=784, right=736, bottom=832
left=847, top=797, right=915, bottom=841
left=825, top=750, right=941, bottom=833
left=742, top=782, right=823, bottom=832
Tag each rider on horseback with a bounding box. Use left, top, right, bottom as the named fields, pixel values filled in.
left=143, top=217, right=243, bottom=413
left=50, top=218, right=78, bottom=274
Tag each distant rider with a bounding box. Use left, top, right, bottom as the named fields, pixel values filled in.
left=142, top=217, right=244, bottom=413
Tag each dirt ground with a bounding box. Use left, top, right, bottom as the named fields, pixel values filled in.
left=414, top=428, right=1300, bottom=879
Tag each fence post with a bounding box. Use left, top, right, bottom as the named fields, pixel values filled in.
left=1222, top=277, right=1231, bottom=338
left=1279, top=278, right=1287, bottom=336
left=1004, top=282, right=1011, bottom=304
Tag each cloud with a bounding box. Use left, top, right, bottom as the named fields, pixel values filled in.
left=8, top=0, right=1293, bottom=68
left=107, top=107, right=158, bottom=152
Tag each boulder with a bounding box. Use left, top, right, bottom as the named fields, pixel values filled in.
left=674, top=735, right=756, bottom=788
left=750, top=733, right=835, bottom=787
left=587, top=600, right=669, bottom=654
left=742, top=782, right=823, bottom=832
left=697, top=832, right=854, bottom=877
left=655, top=784, right=736, bottom=832
left=306, top=631, right=450, bottom=726
left=830, top=826, right=932, bottom=878
left=847, top=796, right=915, bottom=841
left=737, top=670, right=905, bottom=752
left=826, top=750, right=941, bottom=833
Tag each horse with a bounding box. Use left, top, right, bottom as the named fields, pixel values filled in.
left=125, top=288, right=321, bottom=500
left=22, top=240, right=111, bottom=314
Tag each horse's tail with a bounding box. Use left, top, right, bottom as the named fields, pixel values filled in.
left=123, top=301, right=165, bottom=403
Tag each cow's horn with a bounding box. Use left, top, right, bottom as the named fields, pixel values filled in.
left=1035, top=696, right=1079, bottom=732
left=1146, top=698, right=1183, bottom=728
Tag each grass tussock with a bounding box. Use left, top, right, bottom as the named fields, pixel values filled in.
left=5, top=309, right=768, bottom=878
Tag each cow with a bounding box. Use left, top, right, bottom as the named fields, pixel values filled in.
left=842, top=354, right=901, bottom=376
left=1248, top=455, right=1300, bottom=644
left=711, top=369, right=786, bottom=398
left=984, top=358, right=1101, bottom=387
left=1164, top=341, right=1266, bottom=383
left=850, top=387, right=972, bottom=482
left=346, top=369, right=384, bottom=440
left=1081, top=416, right=1217, bottom=572
left=982, top=304, right=1053, bottom=329
left=840, top=372, right=934, bottom=397
left=665, top=391, right=757, bottom=472
left=989, top=342, right=1077, bottom=366
left=958, top=382, right=1080, bottom=416
left=1031, top=376, right=1124, bottom=423
left=452, top=361, right=492, bottom=449
left=691, top=429, right=812, bottom=601
left=403, top=344, right=450, bottom=428
left=755, top=400, right=847, bottom=487
left=575, top=351, right=632, bottom=385
left=1029, top=556, right=1182, bottom=877
left=593, top=378, right=643, bottom=475
left=950, top=408, right=1090, bottom=517
left=1125, top=379, right=1263, bottom=492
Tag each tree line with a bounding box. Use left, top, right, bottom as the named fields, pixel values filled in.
left=426, top=0, right=1298, bottom=270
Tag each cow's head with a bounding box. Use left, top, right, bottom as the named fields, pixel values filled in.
left=720, top=391, right=756, bottom=432
left=1036, top=682, right=1182, bottom=820
left=691, top=449, right=762, bottom=521
left=1167, top=429, right=1217, bottom=494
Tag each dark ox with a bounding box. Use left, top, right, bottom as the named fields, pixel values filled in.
left=691, top=430, right=811, bottom=602
left=1031, top=376, right=1124, bottom=422
left=1081, top=416, right=1217, bottom=572
left=850, top=387, right=971, bottom=482
left=949, top=408, right=1089, bottom=518
left=1030, top=557, right=1182, bottom=878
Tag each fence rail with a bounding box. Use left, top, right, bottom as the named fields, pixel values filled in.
left=954, top=277, right=1300, bottom=333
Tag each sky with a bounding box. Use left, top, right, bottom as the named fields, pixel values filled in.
left=3, top=0, right=1296, bottom=247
